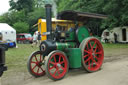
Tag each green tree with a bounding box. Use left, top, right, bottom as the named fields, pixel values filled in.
left=9, top=0, right=34, bottom=14
left=13, top=22, right=29, bottom=33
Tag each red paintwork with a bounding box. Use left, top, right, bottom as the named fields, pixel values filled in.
left=30, top=53, right=45, bottom=76
left=48, top=52, right=68, bottom=79
left=83, top=38, right=104, bottom=71
left=16, top=33, right=33, bottom=43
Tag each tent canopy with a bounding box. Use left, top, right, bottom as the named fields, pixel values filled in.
left=57, top=10, right=107, bottom=21
left=0, top=23, right=16, bottom=32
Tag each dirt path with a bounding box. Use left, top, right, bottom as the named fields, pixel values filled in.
left=22, top=56, right=128, bottom=85
left=1, top=48, right=128, bottom=85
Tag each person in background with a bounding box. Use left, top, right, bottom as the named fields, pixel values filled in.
left=114, top=32, right=118, bottom=43
left=37, top=32, right=41, bottom=47
left=31, top=32, right=38, bottom=47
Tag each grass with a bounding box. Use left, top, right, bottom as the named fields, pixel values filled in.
left=5, top=44, right=38, bottom=75
left=102, top=43, right=128, bottom=48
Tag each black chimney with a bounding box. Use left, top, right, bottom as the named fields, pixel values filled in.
left=45, top=4, right=52, bottom=40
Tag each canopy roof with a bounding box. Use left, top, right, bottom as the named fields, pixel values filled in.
left=57, top=10, right=107, bottom=21
left=0, top=23, right=16, bottom=32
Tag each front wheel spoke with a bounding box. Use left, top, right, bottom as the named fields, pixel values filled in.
left=39, top=67, right=44, bottom=72
left=37, top=67, right=39, bottom=73
left=53, top=69, right=57, bottom=75
left=60, top=66, right=65, bottom=70
left=60, top=61, right=64, bottom=64
left=35, top=56, right=38, bottom=62
left=49, top=65, right=55, bottom=70
left=57, top=70, right=61, bottom=75
left=31, top=61, right=36, bottom=64
left=59, top=56, right=61, bottom=63
left=49, top=61, right=55, bottom=65
left=32, top=64, right=37, bottom=70
left=54, top=56, right=56, bottom=63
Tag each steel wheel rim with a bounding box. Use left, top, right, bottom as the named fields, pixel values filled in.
left=30, top=53, right=45, bottom=76
left=83, top=38, right=104, bottom=71
left=48, top=52, right=68, bottom=79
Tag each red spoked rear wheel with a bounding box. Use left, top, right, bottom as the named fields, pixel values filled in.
left=80, top=37, right=104, bottom=72
left=27, top=51, right=45, bottom=77
left=45, top=50, right=69, bottom=81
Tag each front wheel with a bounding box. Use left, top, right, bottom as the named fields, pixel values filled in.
left=45, top=50, right=69, bottom=81
left=27, top=51, right=45, bottom=77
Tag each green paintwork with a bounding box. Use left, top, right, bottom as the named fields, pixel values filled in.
left=56, top=42, right=76, bottom=51
left=66, top=48, right=82, bottom=68
left=77, top=26, right=90, bottom=43
left=56, top=42, right=69, bottom=51
left=66, top=31, right=75, bottom=41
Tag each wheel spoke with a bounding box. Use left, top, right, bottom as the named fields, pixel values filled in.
left=54, top=56, right=56, bottom=63
left=88, top=59, right=90, bottom=69
left=37, top=67, right=39, bottom=73
left=39, top=67, right=44, bottom=72
left=32, top=64, right=37, bottom=70
left=84, top=56, right=92, bottom=63
left=49, top=61, right=55, bottom=65
left=94, top=46, right=98, bottom=52
left=91, top=58, right=99, bottom=66
left=35, top=56, right=38, bottom=62
left=84, top=50, right=91, bottom=54
left=95, top=56, right=100, bottom=61
left=53, top=69, right=57, bottom=75
left=92, top=41, right=96, bottom=48
left=60, top=61, right=64, bottom=64
left=31, top=61, right=36, bottom=64
left=49, top=65, right=55, bottom=70
left=60, top=66, right=65, bottom=70
left=89, top=41, right=92, bottom=49
left=57, top=70, right=61, bottom=75
left=95, top=51, right=102, bottom=55
left=59, top=56, right=61, bottom=63
left=84, top=54, right=89, bottom=58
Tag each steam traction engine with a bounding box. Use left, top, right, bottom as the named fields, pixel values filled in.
left=27, top=4, right=106, bottom=81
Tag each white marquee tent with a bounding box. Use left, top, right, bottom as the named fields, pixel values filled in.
left=0, top=23, right=16, bottom=43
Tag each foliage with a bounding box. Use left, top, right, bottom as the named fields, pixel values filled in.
left=0, top=0, right=128, bottom=34
left=9, top=0, right=34, bottom=13
left=13, top=22, right=29, bottom=33
left=57, top=0, right=128, bottom=30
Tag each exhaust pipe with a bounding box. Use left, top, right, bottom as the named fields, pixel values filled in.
left=45, top=4, right=52, bottom=40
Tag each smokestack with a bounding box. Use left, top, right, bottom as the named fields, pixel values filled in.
left=45, top=4, right=52, bottom=40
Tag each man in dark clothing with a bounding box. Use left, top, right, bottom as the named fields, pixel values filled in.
left=114, top=33, right=118, bottom=43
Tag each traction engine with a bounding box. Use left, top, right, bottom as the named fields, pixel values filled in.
left=27, top=4, right=105, bottom=81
